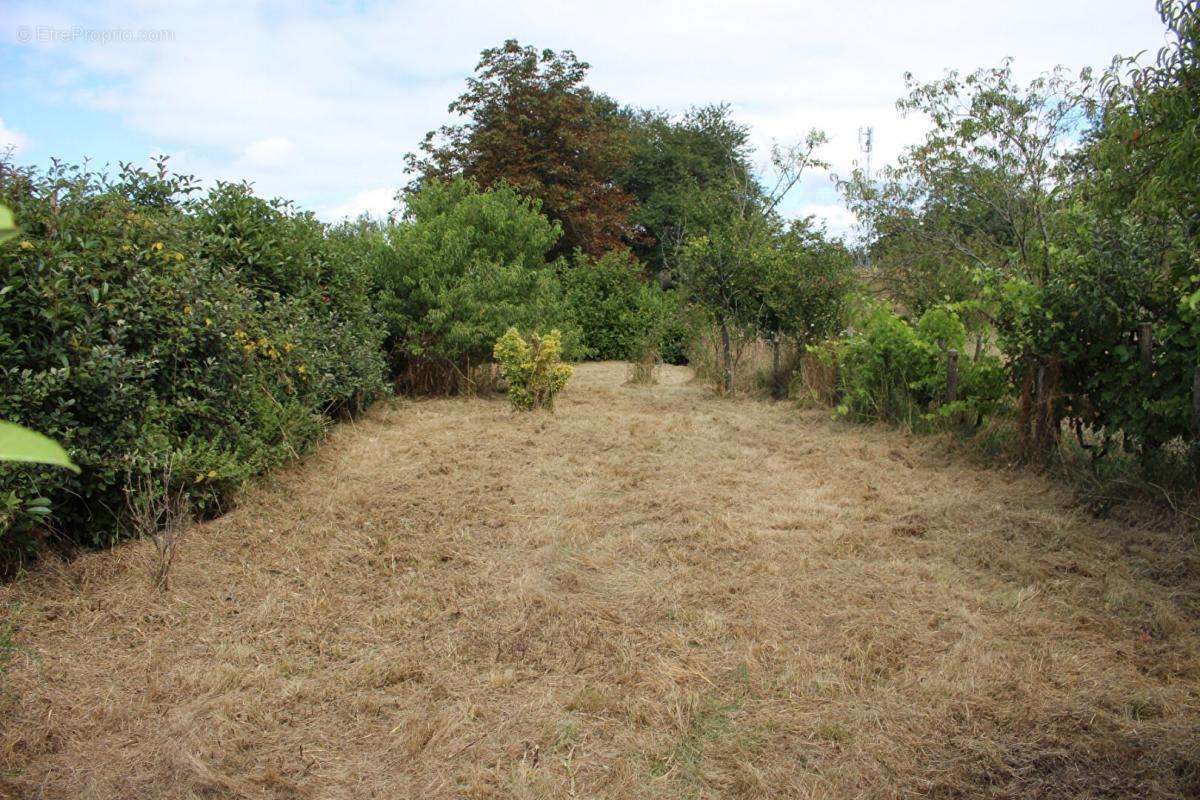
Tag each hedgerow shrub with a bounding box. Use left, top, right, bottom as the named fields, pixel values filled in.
left=812, top=303, right=1006, bottom=427
left=633, top=282, right=694, bottom=366
left=560, top=249, right=693, bottom=363
left=493, top=328, right=573, bottom=410
left=372, top=177, right=579, bottom=391
left=0, top=159, right=386, bottom=561
left=192, top=183, right=387, bottom=415
left=561, top=250, right=643, bottom=360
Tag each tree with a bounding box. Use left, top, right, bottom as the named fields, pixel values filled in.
left=617, top=105, right=757, bottom=279
left=677, top=131, right=829, bottom=393
left=1013, top=0, right=1200, bottom=460
left=841, top=62, right=1095, bottom=305
left=408, top=40, right=635, bottom=259
left=1089, top=0, right=1199, bottom=235
left=757, top=220, right=855, bottom=395
left=372, top=177, right=573, bottom=392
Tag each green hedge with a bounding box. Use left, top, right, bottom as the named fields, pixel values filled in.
left=0, top=161, right=386, bottom=560
left=561, top=249, right=693, bottom=364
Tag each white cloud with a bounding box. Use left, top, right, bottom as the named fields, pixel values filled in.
left=0, top=119, right=30, bottom=154
left=240, top=136, right=295, bottom=168
left=323, top=187, right=400, bottom=221
left=3, top=0, right=1171, bottom=231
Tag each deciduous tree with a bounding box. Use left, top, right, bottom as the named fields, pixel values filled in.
left=408, top=40, right=635, bottom=259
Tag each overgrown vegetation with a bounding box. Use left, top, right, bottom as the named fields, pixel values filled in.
left=3, top=8, right=1200, bottom=797
left=810, top=303, right=1006, bottom=427
left=372, top=177, right=575, bottom=392
left=4, top=1, right=1198, bottom=562
left=0, top=161, right=387, bottom=563
left=559, top=249, right=691, bottom=364
left=827, top=0, right=1200, bottom=499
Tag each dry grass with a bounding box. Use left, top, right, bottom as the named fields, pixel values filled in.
left=2, top=361, right=1199, bottom=799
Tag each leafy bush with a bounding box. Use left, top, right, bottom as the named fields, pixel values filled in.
left=493, top=328, right=573, bottom=410
left=192, top=182, right=387, bottom=416
left=632, top=283, right=694, bottom=366
left=980, top=5, right=1200, bottom=465
left=560, top=249, right=692, bottom=364
left=0, top=159, right=386, bottom=561
left=373, top=177, right=578, bottom=391
left=561, top=250, right=644, bottom=360
left=814, top=303, right=1006, bottom=427
left=0, top=203, right=80, bottom=480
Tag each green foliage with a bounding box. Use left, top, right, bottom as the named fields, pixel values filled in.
left=0, top=159, right=386, bottom=560
left=632, top=282, right=694, bottom=366
left=816, top=303, right=1006, bottom=427
left=972, top=2, right=1200, bottom=461
left=493, top=328, right=573, bottom=410
left=0, top=203, right=80, bottom=477
left=915, top=304, right=967, bottom=352
left=618, top=105, right=756, bottom=278
left=1028, top=0, right=1200, bottom=457
left=841, top=60, right=1094, bottom=313
left=560, top=249, right=692, bottom=363
left=192, top=182, right=387, bottom=416
left=757, top=220, right=855, bottom=348
left=0, top=204, right=17, bottom=243
left=560, top=250, right=644, bottom=360
left=0, top=422, right=79, bottom=473
left=372, top=177, right=577, bottom=390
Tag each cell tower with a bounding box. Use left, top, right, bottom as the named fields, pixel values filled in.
left=857, top=126, right=875, bottom=268
left=857, top=126, right=874, bottom=182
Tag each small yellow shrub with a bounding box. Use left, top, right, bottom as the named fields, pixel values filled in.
left=493, top=327, right=573, bottom=410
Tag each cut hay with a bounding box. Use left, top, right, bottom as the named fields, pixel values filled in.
left=1, top=362, right=1198, bottom=798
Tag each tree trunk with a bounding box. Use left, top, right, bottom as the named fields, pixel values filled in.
left=720, top=319, right=733, bottom=395
left=771, top=337, right=782, bottom=398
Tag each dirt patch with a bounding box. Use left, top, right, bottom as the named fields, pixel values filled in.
left=2, top=362, right=1198, bottom=798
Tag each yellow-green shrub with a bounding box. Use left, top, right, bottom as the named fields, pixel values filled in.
left=493, top=328, right=573, bottom=410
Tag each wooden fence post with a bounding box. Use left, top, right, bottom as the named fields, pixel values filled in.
left=1192, top=365, right=1200, bottom=437
left=1191, top=365, right=1200, bottom=481
left=945, top=348, right=959, bottom=405
left=1139, top=322, right=1154, bottom=373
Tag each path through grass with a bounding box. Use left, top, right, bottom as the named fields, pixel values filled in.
left=2, top=363, right=1198, bottom=798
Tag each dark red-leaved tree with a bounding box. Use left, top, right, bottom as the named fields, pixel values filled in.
left=407, top=40, right=636, bottom=259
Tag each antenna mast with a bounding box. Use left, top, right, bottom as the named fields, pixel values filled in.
left=857, top=126, right=875, bottom=267
left=858, top=125, right=873, bottom=183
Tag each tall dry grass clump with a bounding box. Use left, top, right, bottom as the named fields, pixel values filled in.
left=794, top=349, right=838, bottom=406
left=687, top=326, right=801, bottom=397
left=626, top=332, right=662, bottom=386
left=124, top=458, right=190, bottom=591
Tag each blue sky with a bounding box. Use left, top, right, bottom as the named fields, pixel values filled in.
left=0, top=1, right=1170, bottom=237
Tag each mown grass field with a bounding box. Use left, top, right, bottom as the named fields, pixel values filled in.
left=2, top=362, right=1198, bottom=798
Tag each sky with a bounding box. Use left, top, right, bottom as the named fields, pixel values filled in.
left=0, top=1, right=1171, bottom=238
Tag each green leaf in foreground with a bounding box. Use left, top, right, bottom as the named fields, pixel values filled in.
left=0, top=204, right=18, bottom=243
left=0, top=421, right=80, bottom=473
